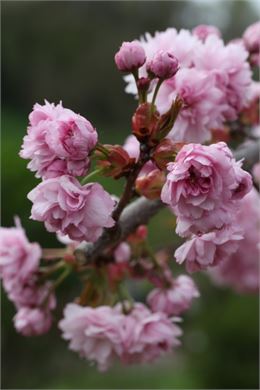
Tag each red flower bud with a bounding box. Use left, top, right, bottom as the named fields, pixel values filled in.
left=127, top=225, right=148, bottom=244
left=152, top=139, right=185, bottom=169
left=131, top=103, right=160, bottom=142
left=135, top=169, right=166, bottom=200
left=96, top=145, right=135, bottom=178
left=137, top=77, right=151, bottom=92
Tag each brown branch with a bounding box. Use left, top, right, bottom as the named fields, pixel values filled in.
left=74, top=141, right=259, bottom=264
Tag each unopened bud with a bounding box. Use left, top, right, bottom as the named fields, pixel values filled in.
left=96, top=145, right=135, bottom=178
left=114, top=41, right=146, bottom=72
left=137, top=77, right=151, bottom=93
left=152, top=139, right=185, bottom=169
left=131, top=103, right=160, bottom=142
left=135, top=169, right=165, bottom=200
left=127, top=225, right=148, bottom=244
left=147, top=51, right=179, bottom=80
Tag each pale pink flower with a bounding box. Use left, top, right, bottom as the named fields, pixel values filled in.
left=14, top=307, right=53, bottom=336
left=59, top=304, right=123, bottom=371
left=20, top=101, right=97, bottom=179
left=209, top=188, right=260, bottom=293
left=114, top=242, right=131, bottom=263
left=118, top=303, right=182, bottom=364
left=147, top=51, right=179, bottom=79
left=161, top=143, right=252, bottom=236
left=192, top=25, right=221, bottom=41
left=0, top=218, right=41, bottom=286
left=194, top=35, right=252, bottom=119
left=147, top=275, right=199, bottom=315
left=175, top=225, right=243, bottom=273
left=115, top=41, right=146, bottom=72
left=156, top=68, right=226, bottom=142
left=28, top=175, right=115, bottom=242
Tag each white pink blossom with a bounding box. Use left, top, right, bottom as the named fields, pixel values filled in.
left=161, top=142, right=252, bottom=236
left=147, top=275, right=199, bottom=315
left=28, top=175, right=115, bottom=242
left=20, top=101, right=97, bottom=179
left=192, top=25, right=221, bottom=41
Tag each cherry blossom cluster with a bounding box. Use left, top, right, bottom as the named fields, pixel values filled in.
left=1, top=23, right=259, bottom=371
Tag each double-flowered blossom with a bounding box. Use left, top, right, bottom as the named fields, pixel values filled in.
left=28, top=175, right=115, bottom=242
left=175, top=225, right=243, bottom=273
left=0, top=219, right=56, bottom=335
left=209, top=188, right=260, bottom=293
left=124, top=27, right=253, bottom=143
left=147, top=275, right=199, bottom=315
left=59, top=302, right=182, bottom=371
left=20, top=101, right=98, bottom=179
left=161, top=142, right=252, bottom=237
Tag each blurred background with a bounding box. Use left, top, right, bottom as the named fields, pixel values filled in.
left=2, top=1, right=259, bottom=388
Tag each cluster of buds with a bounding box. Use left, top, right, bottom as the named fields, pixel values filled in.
left=95, top=144, right=135, bottom=179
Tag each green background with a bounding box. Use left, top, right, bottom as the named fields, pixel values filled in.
left=2, top=1, right=259, bottom=389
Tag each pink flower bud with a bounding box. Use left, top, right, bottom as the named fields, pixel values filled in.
left=192, top=24, right=221, bottom=41
left=147, top=51, right=179, bottom=79
left=243, top=21, right=260, bottom=53
left=114, top=41, right=146, bottom=72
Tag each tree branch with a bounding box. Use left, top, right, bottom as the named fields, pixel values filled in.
left=74, top=141, right=259, bottom=264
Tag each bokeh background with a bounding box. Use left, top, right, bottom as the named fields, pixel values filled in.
left=2, top=1, right=259, bottom=389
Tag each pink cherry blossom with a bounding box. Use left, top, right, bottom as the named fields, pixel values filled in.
left=59, top=304, right=124, bottom=371
left=252, top=162, right=260, bottom=184
left=161, top=142, right=252, bottom=236
left=174, top=225, right=243, bottom=273
left=115, top=41, right=146, bottom=72
left=20, top=101, right=98, bottom=179
left=147, top=275, right=199, bottom=315
left=194, top=35, right=252, bottom=120
left=28, top=175, right=115, bottom=242
left=192, top=25, right=221, bottom=41
left=0, top=218, right=41, bottom=286
left=209, top=188, right=260, bottom=293
left=114, top=242, right=131, bottom=263
left=156, top=68, right=226, bottom=142
left=147, top=51, right=179, bottom=79
left=14, top=307, right=53, bottom=336
left=118, top=303, right=182, bottom=364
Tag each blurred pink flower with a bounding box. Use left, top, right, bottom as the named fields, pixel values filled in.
left=59, top=304, right=124, bottom=371
left=209, top=188, right=260, bottom=293
left=175, top=225, right=243, bottom=272
left=0, top=218, right=41, bottom=286
left=147, top=275, right=199, bottom=315
left=118, top=302, right=182, bottom=364
left=14, top=307, right=53, bottom=336
left=28, top=175, right=115, bottom=242
left=20, top=101, right=97, bottom=179
left=161, top=142, right=252, bottom=236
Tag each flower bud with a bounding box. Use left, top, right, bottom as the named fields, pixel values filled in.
left=152, top=139, right=185, bottom=170
left=151, top=96, right=183, bottom=142
left=131, top=103, right=160, bottom=142
left=127, top=225, right=148, bottom=244
left=96, top=145, right=135, bottom=179
left=114, top=41, right=146, bottom=72
left=147, top=51, right=179, bottom=80
left=135, top=169, right=165, bottom=200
